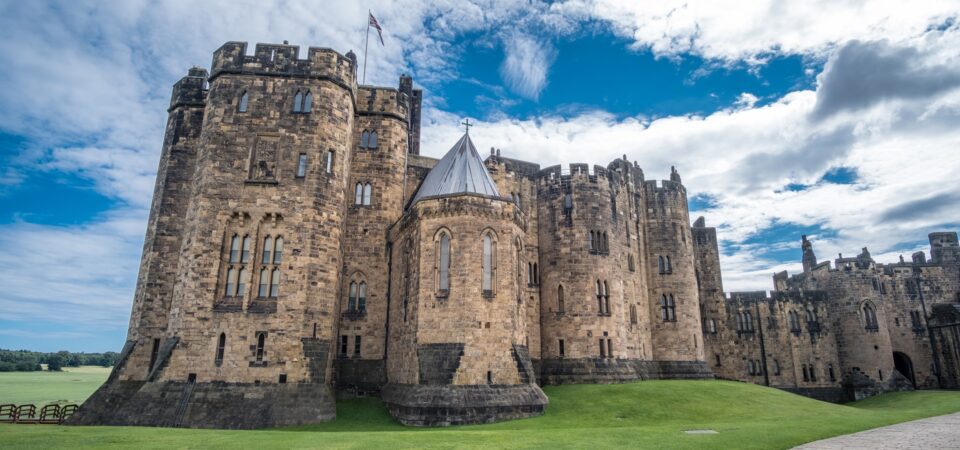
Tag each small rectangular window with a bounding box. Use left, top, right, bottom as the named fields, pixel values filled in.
left=340, top=335, right=348, bottom=356
left=354, top=336, right=362, bottom=357
left=558, top=339, right=565, bottom=357
left=278, top=374, right=287, bottom=384
left=599, top=339, right=606, bottom=358
left=297, top=153, right=307, bottom=178
left=325, top=151, right=334, bottom=174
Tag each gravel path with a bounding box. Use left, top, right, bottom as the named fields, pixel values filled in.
left=793, top=412, right=960, bottom=449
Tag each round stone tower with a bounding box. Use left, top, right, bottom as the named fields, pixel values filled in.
left=382, top=133, right=547, bottom=426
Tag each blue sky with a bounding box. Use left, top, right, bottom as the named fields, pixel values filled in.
left=2, top=1, right=960, bottom=352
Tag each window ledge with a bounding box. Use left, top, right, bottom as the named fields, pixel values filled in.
left=245, top=179, right=279, bottom=186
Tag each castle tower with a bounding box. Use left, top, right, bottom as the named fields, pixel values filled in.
left=383, top=133, right=547, bottom=426
left=802, top=234, right=818, bottom=272
left=73, top=42, right=365, bottom=428
left=642, top=168, right=708, bottom=371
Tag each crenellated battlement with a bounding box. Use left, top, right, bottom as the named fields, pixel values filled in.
left=210, top=41, right=357, bottom=89
left=169, top=67, right=208, bottom=111
left=356, top=86, right=410, bottom=119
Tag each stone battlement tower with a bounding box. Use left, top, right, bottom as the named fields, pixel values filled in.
left=71, top=41, right=710, bottom=430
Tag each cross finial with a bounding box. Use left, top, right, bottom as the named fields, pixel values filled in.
left=461, top=118, right=473, bottom=134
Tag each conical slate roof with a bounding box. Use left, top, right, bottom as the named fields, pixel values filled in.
left=411, top=133, right=501, bottom=204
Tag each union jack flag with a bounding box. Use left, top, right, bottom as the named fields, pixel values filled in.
left=369, top=13, right=384, bottom=45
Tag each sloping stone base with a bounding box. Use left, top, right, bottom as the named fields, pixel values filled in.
left=67, top=380, right=335, bottom=429
left=381, top=383, right=548, bottom=426
left=537, top=359, right=713, bottom=385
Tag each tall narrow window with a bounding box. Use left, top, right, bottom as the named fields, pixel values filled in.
left=259, top=267, right=269, bottom=297
left=302, top=91, right=312, bottom=112
left=358, top=282, right=367, bottom=312
left=438, top=233, right=450, bottom=293
left=273, top=237, right=283, bottom=264
left=225, top=268, right=237, bottom=297
left=597, top=280, right=604, bottom=314
left=363, top=183, right=372, bottom=206
left=354, top=336, right=361, bottom=356
left=630, top=305, right=638, bottom=324
left=369, top=131, right=378, bottom=149
left=355, top=183, right=363, bottom=205
left=150, top=338, right=160, bottom=370
left=607, top=339, right=613, bottom=358
left=270, top=268, right=280, bottom=297
left=241, top=235, right=251, bottom=263
left=564, top=193, right=573, bottom=210
left=293, top=91, right=303, bottom=112
left=589, top=231, right=595, bottom=251
left=603, top=281, right=610, bottom=314
left=482, top=235, right=493, bottom=294
left=658, top=256, right=665, bottom=274
left=863, top=303, right=878, bottom=330
left=230, top=235, right=241, bottom=263
left=325, top=150, right=334, bottom=174
left=340, top=335, right=348, bottom=356
left=236, top=268, right=246, bottom=297
left=256, top=333, right=265, bottom=362
left=215, top=333, right=226, bottom=366
left=533, top=263, right=538, bottom=285
left=558, top=339, right=565, bottom=357
left=557, top=285, right=565, bottom=313
left=360, top=131, right=369, bottom=149
left=238, top=91, right=249, bottom=112
left=348, top=282, right=357, bottom=311
left=262, top=236, right=273, bottom=264
left=599, top=339, right=606, bottom=358
left=296, top=153, right=307, bottom=178
left=665, top=256, right=672, bottom=273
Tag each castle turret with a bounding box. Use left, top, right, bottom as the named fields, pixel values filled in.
left=802, top=235, right=817, bottom=272
left=383, top=133, right=547, bottom=426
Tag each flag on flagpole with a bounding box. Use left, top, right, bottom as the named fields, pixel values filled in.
left=369, top=13, right=384, bottom=45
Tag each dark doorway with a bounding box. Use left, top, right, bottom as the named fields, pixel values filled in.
left=893, top=351, right=916, bottom=387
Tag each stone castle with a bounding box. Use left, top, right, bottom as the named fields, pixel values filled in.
left=70, top=42, right=960, bottom=429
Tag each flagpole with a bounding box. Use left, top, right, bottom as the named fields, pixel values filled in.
left=362, top=10, right=370, bottom=84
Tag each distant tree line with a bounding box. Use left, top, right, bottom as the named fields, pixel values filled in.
left=0, top=349, right=119, bottom=372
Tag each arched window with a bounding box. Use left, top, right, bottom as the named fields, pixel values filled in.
left=806, top=308, right=816, bottom=323
left=355, top=183, right=363, bottom=205
left=348, top=282, right=357, bottom=311
left=437, top=232, right=451, bottom=293
left=259, top=267, right=269, bottom=297
left=482, top=234, right=494, bottom=294
left=293, top=91, right=303, bottom=112
left=256, top=333, right=266, bottom=362
left=863, top=303, right=878, bottom=330
left=236, top=268, right=246, bottom=297
left=665, top=256, right=672, bottom=273
left=515, top=193, right=522, bottom=208
left=302, top=91, right=312, bottom=112
left=270, top=268, right=280, bottom=297
left=238, top=91, right=249, bottom=112
left=215, top=332, right=226, bottom=365
left=360, top=131, right=369, bottom=149
left=789, top=311, right=801, bottom=332
left=229, top=235, right=241, bottom=263
left=658, top=256, right=665, bottom=274
left=745, top=311, right=753, bottom=331
left=533, top=263, right=538, bottom=285
left=325, top=150, right=334, bottom=174
left=602, top=232, right=608, bottom=253
left=363, top=183, right=372, bottom=206
left=262, top=236, right=273, bottom=263
left=588, top=231, right=595, bottom=251
left=557, top=285, right=565, bottom=313
left=369, top=131, right=378, bottom=149
left=603, top=280, right=610, bottom=314
left=273, top=237, right=283, bottom=264
left=628, top=254, right=635, bottom=272
left=358, top=282, right=367, bottom=312
left=241, top=235, right=251, bottom=263
left=667, top=295, right=676, bottom=321
left=225, top=268, right=237, bottom=297
left=596, top=280, right=605, bottom=314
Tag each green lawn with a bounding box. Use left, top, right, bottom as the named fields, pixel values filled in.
left=0, top=366, right=110, bottom=406
left=1, top=375, right=959, bottom=449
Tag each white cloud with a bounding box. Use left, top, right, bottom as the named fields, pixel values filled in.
left=558, top=0, right=960, bottom=62
left=1, top=0, right=959, bottom=339
left=500, top=33, right=556, bottom=100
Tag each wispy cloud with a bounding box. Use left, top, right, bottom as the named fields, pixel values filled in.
left=500, top=33, right=557, bottom=100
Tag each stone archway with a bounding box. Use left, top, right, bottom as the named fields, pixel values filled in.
left=893, top=351, right=916, bottom=388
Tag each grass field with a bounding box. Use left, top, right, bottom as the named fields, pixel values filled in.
left=1, top=369, right=959, bottom=449
left=0, top=366, right=109, bottom=405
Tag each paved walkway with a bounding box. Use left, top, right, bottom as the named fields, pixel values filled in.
left=793, top=412, right=960, bottom=449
